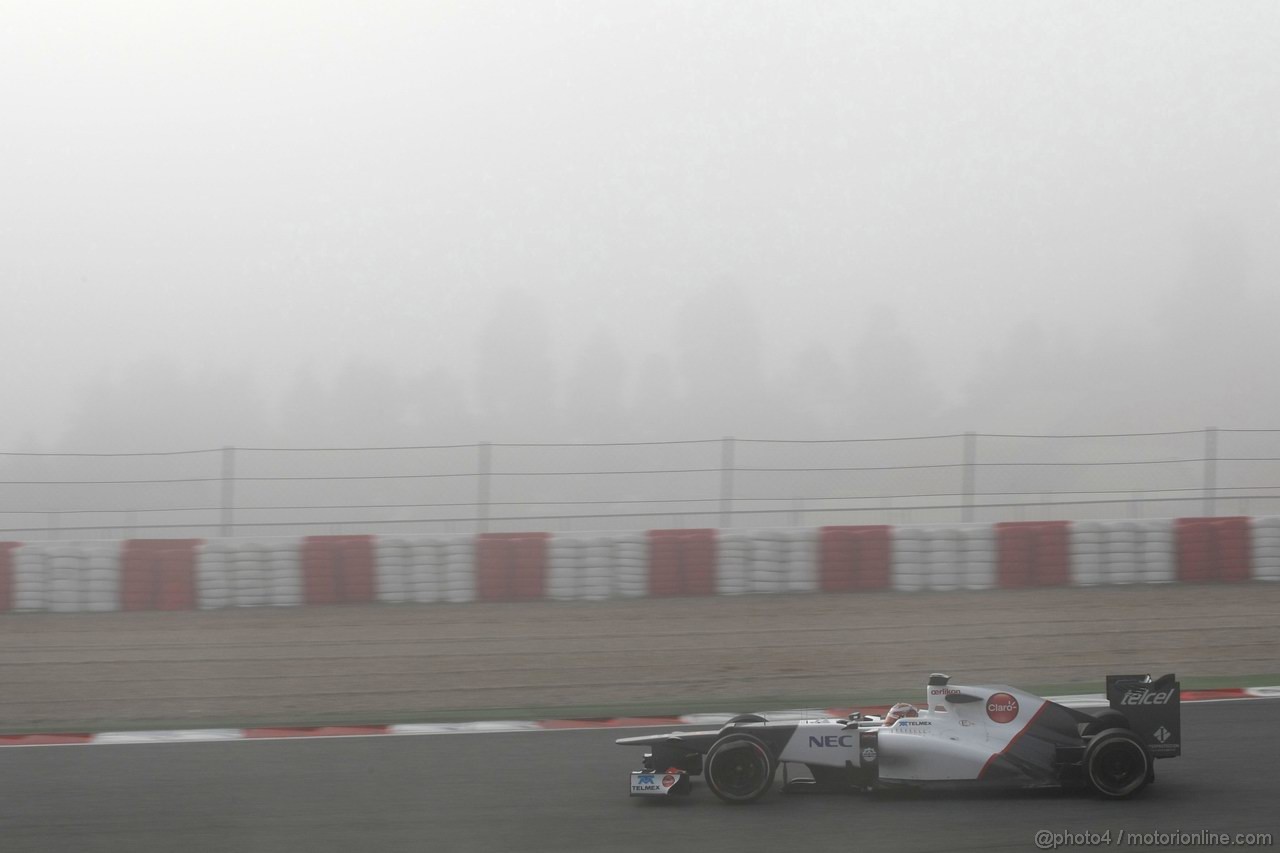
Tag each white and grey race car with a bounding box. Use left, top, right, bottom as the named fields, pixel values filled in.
left=618, top=673, right=1180, bottom=803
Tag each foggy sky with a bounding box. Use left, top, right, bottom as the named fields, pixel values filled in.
left=3, top=1, right=1279, bottom=449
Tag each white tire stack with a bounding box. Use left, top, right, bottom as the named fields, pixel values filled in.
left=374, top=537, right=411, bottom=604
left=1251, top=517, right=1280, bottom=581
left=715, top=533, right=750, bottom=596
left=958, top=524, right=996, bottom=589
left=579, top=536, right=614, bottom=600
left=267, top=539, right=303, bottom=606
left=1137, top=520, right=1176, bottom=583
left=406, top=537, right=443, bottom=603
left=440, top=535, right=475, bottom=603
left=1104, top=521, right=1140, bottom=585
left=547, top=535, right=582, bottom=600
left=782, top=529, right=818, bottom=593
left=924, top=527, right=961, bottom=591
left=891, top=526, right=927, bottom=592
left=231, top=541, right=270, bottom=607
left=613, top=534, right=648, bottom=598
left=48, top=545, right=85, bottom=613
left=1070, top=521, right=1105, bottom=586
left=196, top=540, right=233, bottom=609
left=746, top=530, right=787, bottom=594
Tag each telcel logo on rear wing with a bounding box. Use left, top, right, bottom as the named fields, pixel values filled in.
left=1106, top=673, right=1181, bottom=759
left=1119, top=688, right=1176, bottom=705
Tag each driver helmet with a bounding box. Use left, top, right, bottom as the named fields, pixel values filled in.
left=885, top=702, right=918, bottom=726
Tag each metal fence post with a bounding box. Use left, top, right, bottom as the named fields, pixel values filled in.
left=477, top=442, right=492, bottom=533
left=220, top=446, right=236, bottom=537
left=961, top=431, right=977, bottom=523
left=1203, top=426, right=1218, bottom=517
left=719, top=436, right=735, bottom=528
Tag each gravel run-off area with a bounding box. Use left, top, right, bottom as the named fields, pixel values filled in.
left=1, top=583, right=1276, bottom=730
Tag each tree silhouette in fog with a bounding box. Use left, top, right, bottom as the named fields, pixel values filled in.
left=563, top=329, right=629, bottom=441
left=476, top=288, right=559, bottom=440
left=849, top=304, right=937, bottom=436
left=673, top=282, right=771, bottom=435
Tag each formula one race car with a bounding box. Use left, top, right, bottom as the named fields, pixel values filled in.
left=619, top=673, right=1180, bottom=803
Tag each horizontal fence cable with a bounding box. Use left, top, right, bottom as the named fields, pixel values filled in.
left=0, top=448, right=221, bottom=458
left=11, top=457, right=1274, bottom=486
left=7, top=489, right=1280, bottom=514
left=5, top=493, right=1280, bottom=536
left=4, top=431, right=1280, bottom=537
left=11, top=483, right=1280, bottom=516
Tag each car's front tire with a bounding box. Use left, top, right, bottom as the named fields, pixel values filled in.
left=704, top=733, right=777, bottom=804
left=1085, top=729, right=1151, bottom=799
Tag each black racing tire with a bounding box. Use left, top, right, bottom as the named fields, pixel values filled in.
left=1083, top=710, right=1129, bottom=736
left=704, top=733, right=777, bottom=804
left=1085, top=729, right=1151, bottom=799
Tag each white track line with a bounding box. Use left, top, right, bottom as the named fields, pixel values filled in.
left=3, top=691, right=1275, bottom=748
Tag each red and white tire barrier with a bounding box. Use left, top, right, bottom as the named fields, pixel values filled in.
left=0, top=516, right=1276, bottom=612
left=1, top=687, right=1275, bottom=748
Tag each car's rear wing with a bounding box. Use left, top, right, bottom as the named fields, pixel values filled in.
left=1105, top=673, right=1181, bottom=758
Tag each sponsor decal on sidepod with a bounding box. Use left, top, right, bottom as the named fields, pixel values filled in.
left=986, top=693, right=1019, bottom=723
left=895, top=720, right=932, bottom=733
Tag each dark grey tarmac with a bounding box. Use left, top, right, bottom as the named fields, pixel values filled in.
left=1, top=701, right=1274, bottom=853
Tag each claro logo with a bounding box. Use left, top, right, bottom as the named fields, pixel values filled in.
left=1121, top=689, right=1175, bottom=706
left=986, top=692, right=1019, bottom=723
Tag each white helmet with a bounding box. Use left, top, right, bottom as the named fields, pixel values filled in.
left=885, top=702, right=918, bottom=726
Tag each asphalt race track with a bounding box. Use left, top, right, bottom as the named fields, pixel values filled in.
left=1, top=700, right=1275, bottom=853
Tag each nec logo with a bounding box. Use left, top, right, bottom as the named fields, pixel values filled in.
left=808, top=735, right=857, bottom=748
left=1121, top=689, right=1175, bottom=705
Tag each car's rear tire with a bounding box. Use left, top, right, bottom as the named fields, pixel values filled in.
left=1085, top=729, right=1150, bottom=799
left=704, top=733, right=777, bottom=804
left=1083, top=710, right=1129, bottom=736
